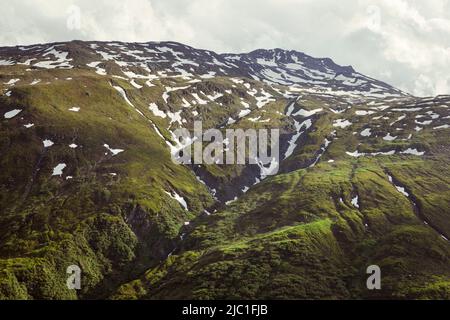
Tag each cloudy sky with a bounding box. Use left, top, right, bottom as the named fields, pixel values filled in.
left=1, top=0, right=449, bottom=96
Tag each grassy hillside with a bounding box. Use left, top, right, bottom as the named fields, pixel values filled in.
left=0, top=41, right=449, bottom=299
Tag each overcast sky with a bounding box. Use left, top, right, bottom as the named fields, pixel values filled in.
left=1, top=0, right=449, bottom=96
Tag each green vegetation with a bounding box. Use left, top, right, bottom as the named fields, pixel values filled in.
left=0, top=44, right=449, bottom=300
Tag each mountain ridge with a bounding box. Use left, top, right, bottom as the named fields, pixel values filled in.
left=0, top=39, right=449, bottom=300
left=0, top=40, right=408, bottom=98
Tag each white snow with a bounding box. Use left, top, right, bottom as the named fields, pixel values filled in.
left=52, top=163, right=66, bottom=176
left=200, top=71, right=216, bottom=79
left=104, top=144, right=124, bottom=156
left=238, top=109, right=251, bottom=118
left=34, top=49, right=72, bottom=69
left=87, top=61, right=101, bottom=68
left=5, top=79, right=20, bottom=86
left=112, top=84, right=144, bottom=116
left=0, top=59, right=14, bottom=66
left=333, top=119, right=352, bottom=128
left=130, top=79, right=143, bottom=89
left=112, top=85, right=134, bottom=107
left=23, top=123, right=34, bottom=128
left=383, top=133, right=397, bottom=141
left=68, top=107, right=80, bottom=112
left=292, top=108, right=323, bottom=117
left=284, top=119, right=312, bottom=159
left=387, top=174, right=410, bottom=197
left=351, top=196, right=360, bottom=208
left=355, top=110, right=376, bottom=116
left=285, top=102, right=295, bottom=116
left=167, top=110, right=183, bottom=125
left=346, top=149, right=395, bottom=157
left=43, top=139, right=54, bottom=148
left=227, top=117, right=236, bottom=125
left=87, top=61, right=107, bottom=76
left=415, top=119, right=432, bottom=125
left=433, top=124, right=449, bottom=129
left=360, top=128, right=372, bottom=137
left=148, top=103, right=167, bottom=118
left=4, top=109, right=22, bottom=119
left=241, top=101, right=250, bottom=109
left=192, top=93, right=208, bottom=105
left=392, top=107, right=422, bottom=112
left=395, top=185, right=409, bottom=197
left=400, top=148, right=425, bottom=156
left=255, top=157, right=279, bottom=180
left=165, top=190, right=188, bottom=210
left=69, top=143, right=78, bottom=149
left=225, top=197, right=238, bottom=205
left=309, top=138, right=332, bottom=167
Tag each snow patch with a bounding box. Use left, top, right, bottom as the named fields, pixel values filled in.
left=52, top=163, right=66, bottom=176
left=4, top=109, right=22, bottom=119
left=165, top=190, right=188, bottom=210
left=104, top=144, right=124, bottom=156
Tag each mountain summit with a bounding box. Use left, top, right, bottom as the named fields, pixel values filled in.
left=1, top=40, right=406, bottom=97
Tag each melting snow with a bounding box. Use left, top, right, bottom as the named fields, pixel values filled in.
left=284, top=119, right=312, bottom=159
left=104, top=144, right=124, bottom=156
left=360, top=128, right=372, bottom=137
left=5, top=79, right=20, bottom=85
left=4, top=109, right=22, bottom=119
left=52, top=163, right=66, bottom=176
left=383, top=133, right=397, bottom=141
left=292, top=108, right=323, bottom=117
left=400, top=148, right=425, bottom=156
left=149, top=103, right=167, bottom=118
left=355, top=110, right=375, bottom=116
left=415, top=119, right=432, bottom=125
left=255, top=157, right=279, bottom=180
left=238, top=109, right=251, bottom=118
left=346, top=150, right=395, bottom=157
left=43, top=139, right=54, bottom=148
left=351, top=196, right=360, bottom=208
left=130, top=79, right=143, bottom=89
left=34, top=49, right=72, bottom=69
left=165, top=190, right=188, bottom=210
left=227, top=117, right=236, bottom=125
left=112, top=84, right=144, bottom=116
left=192, top=93, right=208, bottom=105
left=333, top=119, right=352, bottom=128
left=433, top=124, right=449, bottom=129
left=0, top=59, right=14, bottom=66
left=387, top=174, right=409, bottom=197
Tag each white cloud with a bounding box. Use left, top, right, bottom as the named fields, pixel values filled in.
left=0, top=0, right=449, bottom=96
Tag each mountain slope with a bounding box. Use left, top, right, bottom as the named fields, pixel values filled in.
left=0, top=40, right=449, bottom=299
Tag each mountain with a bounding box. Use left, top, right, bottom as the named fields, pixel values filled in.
left=0, top=40, right=449, bottom=299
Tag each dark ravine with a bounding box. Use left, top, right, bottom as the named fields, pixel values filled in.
left=387, top=171, right=449, bottom=242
